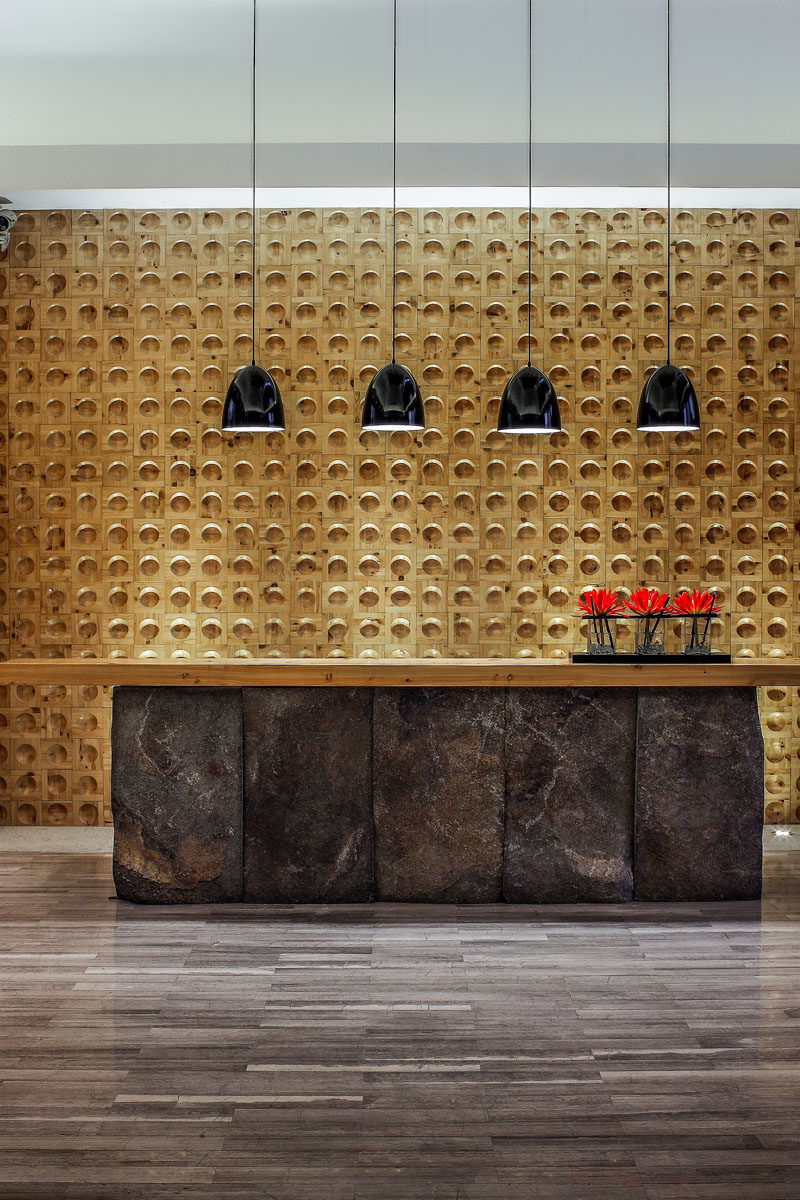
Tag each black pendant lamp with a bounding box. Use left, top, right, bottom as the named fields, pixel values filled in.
left=222, top=0, right=285, bottom=433
left=498, top=0, right=560, bottom=435
left=637, top=0, right=699, bottom=433
left=361, top=0, right=424, bottom=433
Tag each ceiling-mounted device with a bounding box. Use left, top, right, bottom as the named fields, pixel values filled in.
left=636, top=0, right=700, bottom=433
left=361, top=0, right=425, bottom=433
left=497, top=0, right=561, bottom=435
left=222, top=1, right=285, bottom=433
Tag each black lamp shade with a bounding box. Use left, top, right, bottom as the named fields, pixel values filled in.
left=361, top=362, right=425, bottom=431
left=222, top=363, right=285, bottom=432
left=497, top=364, right=561, bottom=433
left=637, top=363, right=700, bottom=432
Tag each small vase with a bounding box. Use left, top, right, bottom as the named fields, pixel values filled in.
left=682, top=614, right=712, bottom=655
left=585, top=615, right=621, bottom=656
left=635, top=616, right=665, bottom=656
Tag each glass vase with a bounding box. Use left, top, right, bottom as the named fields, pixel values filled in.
left=585, top=615, right=622, bottom=656
left=635, top=615, right=665, bottom=656
left=682, top=614, right=713, bottom=655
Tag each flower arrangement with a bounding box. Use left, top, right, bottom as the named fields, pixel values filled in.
left=669, top=588, right=721, bottom=616
left=575, top=586, right=725, bottom=659
left=577, top=588, right=625, bottom=654
left=669, top=589, right=723, bottom=654
left=623, top=588, right=671, bottom=653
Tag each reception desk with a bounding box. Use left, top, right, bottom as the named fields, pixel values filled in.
left=61, top=659, right=767, bottom=906
left=0, top=659, right=774, bottom=905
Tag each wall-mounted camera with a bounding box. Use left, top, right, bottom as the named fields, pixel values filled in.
left=0, top=198, right=18, bottom=252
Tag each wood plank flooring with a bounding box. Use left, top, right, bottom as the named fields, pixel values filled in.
left=0, top=851, right=799, bottom=1199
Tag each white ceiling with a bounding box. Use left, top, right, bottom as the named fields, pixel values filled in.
left=2, top=0, right=800, bottom=202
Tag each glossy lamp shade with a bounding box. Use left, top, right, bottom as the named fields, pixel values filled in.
left=361, top=362, right=425, bottom=431
left=637, top=362, right=700, bottom=432
left=222, top=363, right=285, bottom=432
left=497, top=364, right=561, bottom=433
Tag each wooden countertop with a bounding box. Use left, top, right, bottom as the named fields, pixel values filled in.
left=0, top=657, right=798, bottom=688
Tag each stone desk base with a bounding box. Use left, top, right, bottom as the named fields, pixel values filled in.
left=111, top=686, right=763, bottom=904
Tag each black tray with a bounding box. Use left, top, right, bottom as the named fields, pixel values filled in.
left=571, top=652, right=732, bottom=664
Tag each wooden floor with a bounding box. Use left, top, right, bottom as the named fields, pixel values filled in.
left=1, top=854, right=800, bottom=1199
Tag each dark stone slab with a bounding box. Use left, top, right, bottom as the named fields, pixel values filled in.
left=372, top=687, right=505, bottom=902
left=111, top=687, right=243, bottom=903
left=242, top=687, right=374, bottom=902
left=503, top=688, right=636, bottom=903
left=635, top=687, right=764, bottom=901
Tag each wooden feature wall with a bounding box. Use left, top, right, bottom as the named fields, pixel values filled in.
left=0, top=206, right=798, bottom=827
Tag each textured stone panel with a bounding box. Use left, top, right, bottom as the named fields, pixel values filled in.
left=242, top=687, right=373, bottom=902
left=504, top=688, right=636, bottom=903
left=372, top=688, right=505, bottom=902
left=635, top=687, right=764, bottom=901
left=111, top=687, right=243, bottom=903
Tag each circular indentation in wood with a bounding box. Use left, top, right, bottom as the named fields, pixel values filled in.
left=16, top=802, right=37, bottom=825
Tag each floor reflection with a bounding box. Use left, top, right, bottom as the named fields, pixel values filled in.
left=0, top=849, right=798, bottom=1199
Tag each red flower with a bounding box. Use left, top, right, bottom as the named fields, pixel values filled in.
left=668, top=589, right=722, bottom=616
left=624, top=588, right=671, bottom=616
left=577, top=588, right=624, bottom=617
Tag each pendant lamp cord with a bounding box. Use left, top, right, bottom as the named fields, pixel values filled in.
left=527, top=0, right=532, bottom=366
left=391, top=0, right=397, bottom=363
left=666, top=0, right=671, bottom=365
left=251, top=0, right=257, bottom=366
